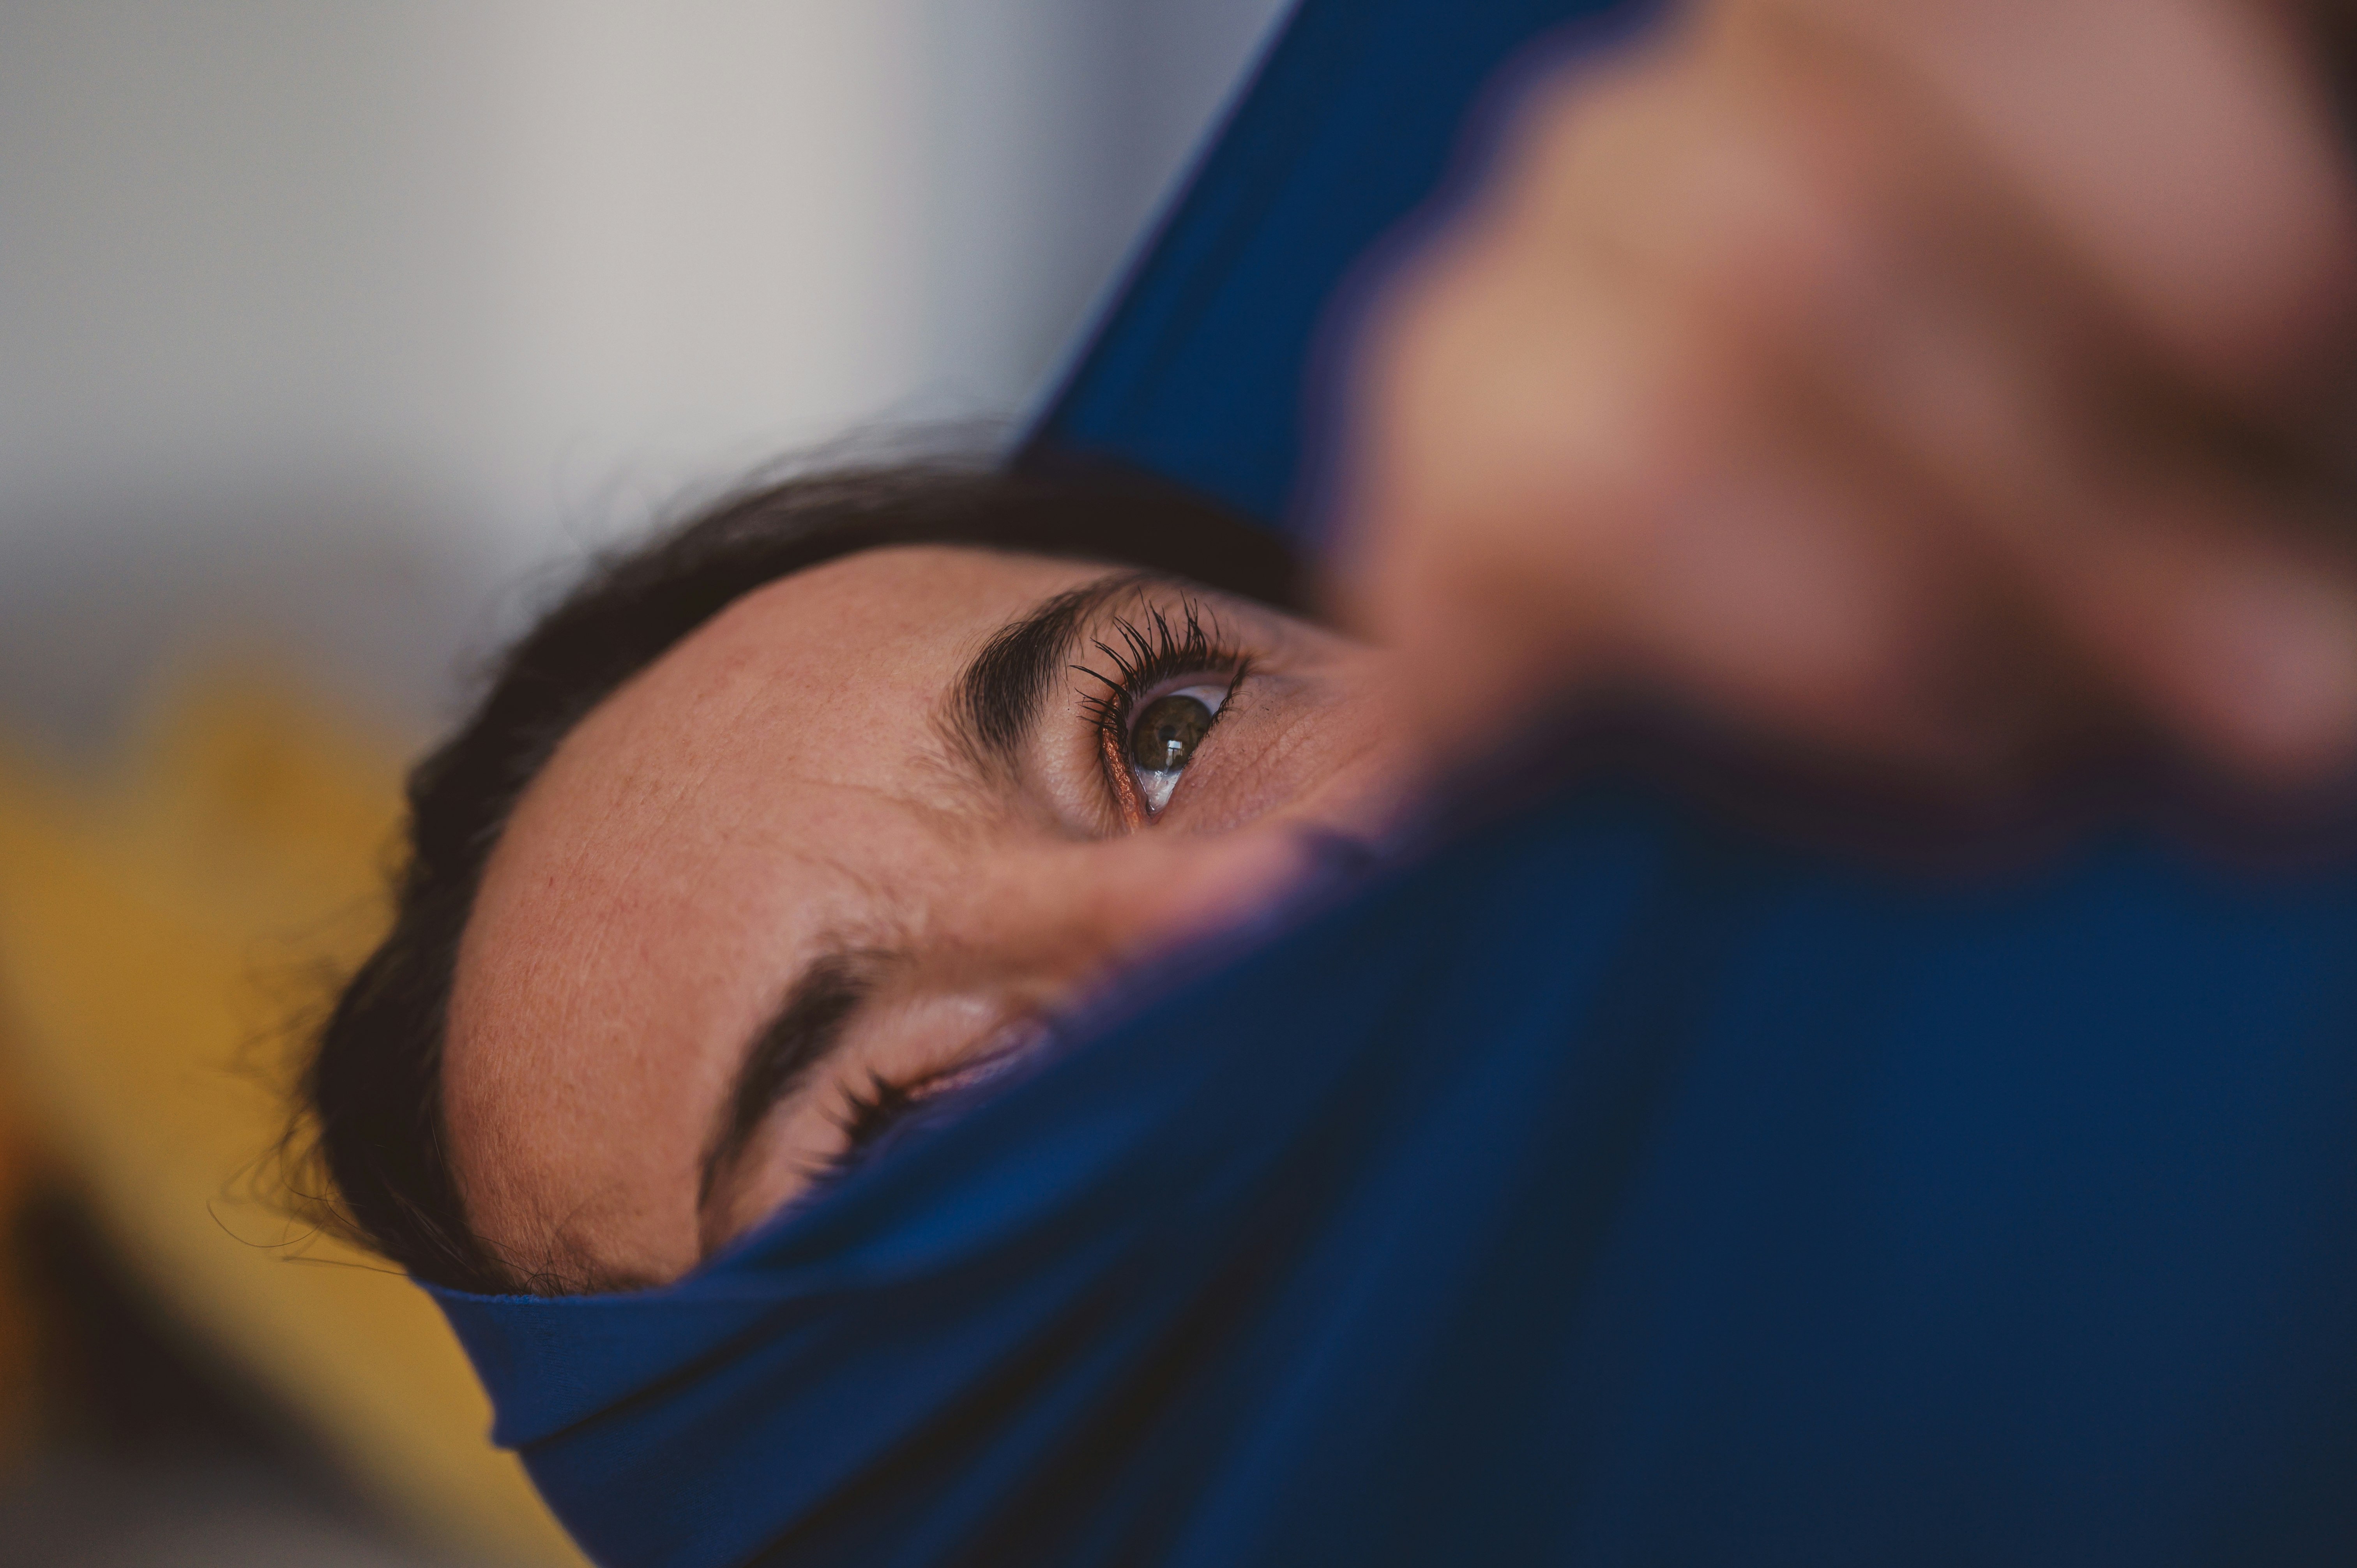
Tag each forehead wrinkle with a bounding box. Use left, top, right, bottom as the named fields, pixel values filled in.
left=567, top=657, right=777, bottom=908
left=555, top=574, right=961, bottom=879
left=556, top=632, right=1004, bottom=1019
left=452, top=622, right=861, bottom=1224
left=463, top=645, right=797, bottom=1072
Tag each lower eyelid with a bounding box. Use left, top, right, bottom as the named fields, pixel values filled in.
left=817, top=1017, right=1051, bottom=1174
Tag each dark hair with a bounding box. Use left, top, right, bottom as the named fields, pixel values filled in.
left=297, top=459, right=1300, bottom=1294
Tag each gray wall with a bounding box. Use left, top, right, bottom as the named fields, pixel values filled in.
left=0, top=0, right=1292, bottom=747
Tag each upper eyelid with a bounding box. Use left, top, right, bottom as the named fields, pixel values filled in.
left=1127, top=670, right=1241, bottom=708
left=1071, top=600, right=1253, bottom=827
left=1072, top=597, right=1248, bottom=736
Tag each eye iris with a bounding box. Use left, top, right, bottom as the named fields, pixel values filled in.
left=1129, top=692, right=1214, bottom=775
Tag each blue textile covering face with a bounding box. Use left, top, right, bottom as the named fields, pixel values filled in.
left=439, top=779, right=2357, bottom=1567
left=431, top=2, right=2357, bottom=1563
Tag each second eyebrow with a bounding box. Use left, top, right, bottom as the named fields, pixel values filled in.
left=701, top=575, right=1151, bottom=1227
left=698, top=951, right=882, bottom=1213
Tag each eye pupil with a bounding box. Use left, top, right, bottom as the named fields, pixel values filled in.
left=1129, top=692, right=1215, bottom=775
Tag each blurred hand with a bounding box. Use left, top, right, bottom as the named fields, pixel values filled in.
left=1338, top=0, right=2357, bottom=789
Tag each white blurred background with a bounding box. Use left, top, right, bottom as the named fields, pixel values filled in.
left=0, top=9, right=1291, bottom=1563
left=0, top=0, right=1293, bottom=752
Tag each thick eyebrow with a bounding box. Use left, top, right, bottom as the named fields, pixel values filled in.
left=698, top=574, right=1154, bottom=1230
left=697, top=950, right=884, bottom=1214
left=948, top=571, right=1146, bottom=779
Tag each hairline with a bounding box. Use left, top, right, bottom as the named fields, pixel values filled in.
left=301, top=464, right=1300, bottom=1297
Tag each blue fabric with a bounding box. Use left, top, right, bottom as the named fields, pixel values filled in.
left=1022, top=0, right=1648, bottom=530
left=432, top=1, right=2357, bottom=1563
left=440, top=783, right=2357, bottom=1566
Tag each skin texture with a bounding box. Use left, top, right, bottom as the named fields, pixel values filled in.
left=446, top=547, right=1406, bottom=1290
left=444, top=0, right=2357, bottom=1293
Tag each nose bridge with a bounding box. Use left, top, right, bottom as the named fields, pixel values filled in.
left=923, top=827, right=1311, bottom=1003
left=925, top=837, right=1156, bottom=994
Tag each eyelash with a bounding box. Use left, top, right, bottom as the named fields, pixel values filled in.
left=822, top=1040, right=1030, bottom=1179
left=815, top=601, right=1250, bottom=1185
left=1072, top=599, right=1251, bottom=826
left=830, top=1069, right=929, bottom=1165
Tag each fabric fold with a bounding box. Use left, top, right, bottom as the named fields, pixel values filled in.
left=435, top=782, right=2357, bottom=1566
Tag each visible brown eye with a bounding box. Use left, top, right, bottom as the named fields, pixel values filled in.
left=1127, top=684, right=1227, bottom=813
left=1130, top=692, right=1215, bottom=771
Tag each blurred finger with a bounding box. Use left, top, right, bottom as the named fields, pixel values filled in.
left=1344, top=212, right=2004, bottom=774
left=1705, top=7, right=2357, bottom=779
left=1754, top=0, right=2357, bottom=417
left=1588, top=7, right=2357, bottom=780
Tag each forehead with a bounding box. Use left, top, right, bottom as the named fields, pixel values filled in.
left=444, top=545, right=1099, bottom=1283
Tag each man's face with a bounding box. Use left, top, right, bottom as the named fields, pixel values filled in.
left=443, top=545, right=1405, bottom=1291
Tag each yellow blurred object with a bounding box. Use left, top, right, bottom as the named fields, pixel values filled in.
left=0, top=661, right=586, bottom=1567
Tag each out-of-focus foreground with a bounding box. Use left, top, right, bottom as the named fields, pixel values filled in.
left=0, top=4, right=1290, bottom=1562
